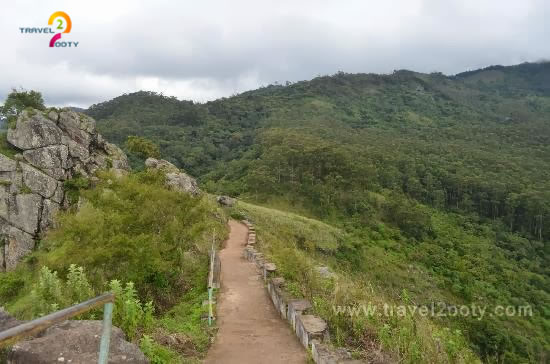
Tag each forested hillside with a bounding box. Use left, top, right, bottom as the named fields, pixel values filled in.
left=87, top=62, right=550, bottom=363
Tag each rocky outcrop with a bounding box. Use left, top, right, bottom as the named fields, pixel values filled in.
left=145, top=158, right=200, bottom=196
left=0, top=108, right=130, bottom=271
left=8, top=320, right=148, bottom=364
left=216, top=195, right=236, bottom=207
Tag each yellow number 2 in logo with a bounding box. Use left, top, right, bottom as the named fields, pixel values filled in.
left=48, top=11, right=72, bottom=34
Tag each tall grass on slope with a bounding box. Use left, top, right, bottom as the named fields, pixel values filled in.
left=233, top=201, right=479, bottom=364
left=0, top=170, right=228, bottom=362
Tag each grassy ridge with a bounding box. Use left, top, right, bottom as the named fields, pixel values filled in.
left=232, top=200, right=546, bottom=363
left=233, top=201, right=478, bottom=363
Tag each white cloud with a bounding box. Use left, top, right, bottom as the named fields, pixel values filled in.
left=1, top=0, right=548, bottom=107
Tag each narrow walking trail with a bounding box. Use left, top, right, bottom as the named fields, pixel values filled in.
left=204, top=220, right=307, bottom=364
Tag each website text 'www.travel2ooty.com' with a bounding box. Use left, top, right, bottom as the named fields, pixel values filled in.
left=19, top=11, right=79, bottom=48
left=333, top=302, right=533, bottom=321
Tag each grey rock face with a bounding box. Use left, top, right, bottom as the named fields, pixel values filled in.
left=20, top=163, right=58, bottom=198
left=8, top=320, right=149, bottom=364
left=0, top=108, right=131, bottom=271
left=58, top=110, right=95, bottom=147
left=7, top=110, right=63, bottom=149
left=145, top=158, right=201, bottom=196
left=63, top=135, right=90, bottom=160
left=40, top=199, right=60, bottom=231
left=4, top=225, right=35, bottom=270
left=23, top=145, right=71, bottom=180
left=0, top=241, right=4, bottom=272
left=0, top=154, right=17, bottom=172
left=105, top=143, right=130, bottom=171
left=0, top=185, right=9, bottom=221
left=8, top=194, right=42, bottom=235
left=47, top=110, right=59, bottom=122
left=51, top=182, right=64, bottom=204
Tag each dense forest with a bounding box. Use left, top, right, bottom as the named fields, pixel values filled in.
left=87, top=62, right=550, bottom=363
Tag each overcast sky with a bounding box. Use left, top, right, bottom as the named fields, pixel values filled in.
left=1, top=0, right=548, bottom=107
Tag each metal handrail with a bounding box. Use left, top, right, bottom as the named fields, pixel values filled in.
left=0, top=292, right=115, bottom=364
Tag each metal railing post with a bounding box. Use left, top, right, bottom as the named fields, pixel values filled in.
left=98, top=301, right=114, bottom=364
left=208, top=231, right=215, bottom=326
left=208, top=287, right=213, bottom=326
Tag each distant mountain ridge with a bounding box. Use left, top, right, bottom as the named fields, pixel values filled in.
left=86, top=61, right=550, bottom=362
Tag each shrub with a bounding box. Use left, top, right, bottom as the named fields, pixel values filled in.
left=66, top=264, right=93, bottom=304
left=139, top=335, right=177, bottom=364
left=229, top=209, right=246, bottom=220
left=0, top=89, right=45, bottom=128
left=125, top=136, right=161, bottom=160
left=31, top=266, right=64, bottom=316
left=63, top=175, right=90, bottom=204
left=0, top=170, right=227, bottom=361
left=109, top=280, right=155, bottom=340
left=0, top=272, right=24, bottom=301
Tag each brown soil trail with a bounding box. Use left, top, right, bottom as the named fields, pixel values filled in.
left=204, top=220, right=307, bottom=364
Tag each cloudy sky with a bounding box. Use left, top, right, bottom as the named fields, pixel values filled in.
left=1, top=0, right=548, bottom=107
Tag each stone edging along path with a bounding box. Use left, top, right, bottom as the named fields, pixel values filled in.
left=242, top=220, right=364, bottom=364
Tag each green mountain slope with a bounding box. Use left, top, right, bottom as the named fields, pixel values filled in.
left=87, top=62, right=550, bottom=363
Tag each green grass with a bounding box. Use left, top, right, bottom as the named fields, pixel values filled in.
left=235, top=201, right=342, bottom=252
left=231, top=201, right=480, bottom=363
left=232, top=197, right=549, bottom=363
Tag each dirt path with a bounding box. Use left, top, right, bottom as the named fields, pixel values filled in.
left=204, top=220, right=307, bottom=364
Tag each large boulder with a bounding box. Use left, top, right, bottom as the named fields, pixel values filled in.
left=105, top=143, right=130, bottom=171
left=8, top=108, right=129, bottom=180
left=7, top=110, right=63, bottom=150
left=0, top=108, right=131, bottom=271
left=216, top=195, right=236, bottom=207
left=8, top=320, right=149, bottom=364
left=165, top=172, right=200, bottom=197
left=145, top=158, right=200, bottom=196
left=144, top=158, right=179, bottom=173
